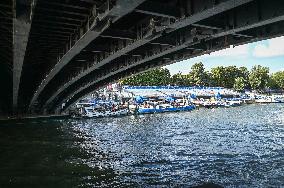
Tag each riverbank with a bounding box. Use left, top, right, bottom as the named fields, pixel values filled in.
left=73, top=86, right=284, bottom=118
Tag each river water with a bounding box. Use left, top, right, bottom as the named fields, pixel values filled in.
left=0, top=104, right=284, bottom=187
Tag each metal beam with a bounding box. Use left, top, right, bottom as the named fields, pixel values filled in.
left=191, top=23, right=222, bottom=30
left=212, top=15, right=284, bottom=39
left=134, top=1, right=180, bottom=19
left=100, top=34, right=134, bottom=40
left=34, top=14, right=84, bottom=23
left=33, top=20, right=80, bottom=28
left=134, top=9, right=177, bottom=19
left=13, top=0, right=36, bottom=112
left=62, top=40, right=199, bottom=107
left=59, top=15, right=284, bottom=111
left=43, top=0, right=255, bottom=109
left=40, top=2, right=90, bottom=11
left=78, top=0, right=96, bottom=4
left=169, top=0, right=254, bottom=30
left=29, top=0, right=147, bottom=110
left=36, top=7, right=89, bottom=18
left=100, top=29, right=137, bottom=40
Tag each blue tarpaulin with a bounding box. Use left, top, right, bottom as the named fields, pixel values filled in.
left=135, top=96, right=144, bottom=103
left=215, top=92, right=221, bottom=99
left=166, top=96, right=175, bottom=102
left=189, top=93, right=197, bottom=99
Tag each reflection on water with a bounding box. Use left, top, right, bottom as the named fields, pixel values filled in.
left=0, top=104, right=284, bottom=187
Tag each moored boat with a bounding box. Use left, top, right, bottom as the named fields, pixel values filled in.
left=137, top=104, right=195, bottom=114
left=82, top=107, right=128, bottom=118
left=255, top=95, right=283, bottom=104
left=74, top=99, right=129, bottom=118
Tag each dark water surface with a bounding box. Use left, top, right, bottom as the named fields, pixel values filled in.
left=0, top=104, right=284, bottom=187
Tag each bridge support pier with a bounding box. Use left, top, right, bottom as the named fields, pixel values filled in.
left=12, top=0, right=36, bottom=113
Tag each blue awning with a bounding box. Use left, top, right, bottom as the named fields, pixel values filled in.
left=135, top=96, right=144, bottom=103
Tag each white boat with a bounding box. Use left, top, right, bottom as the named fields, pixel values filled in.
left=136, top=103, right=195, bottom=114
left=255, top=98, right=272, bottom=103
left=226, top=100, right=242, bottom=106
left=74, top=99, right=129, bottom=118
left=271, top=95, right=284, bottom=103
left=255, top=96, right=283, bottom=103
left=82, top=107, right=128, bottom=118
left=242, top=98, right=255, bottom=104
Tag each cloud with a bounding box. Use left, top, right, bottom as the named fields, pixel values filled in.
left=203, top=44, right=249, bottom=58
left=253, top=36, right=284, bottom=57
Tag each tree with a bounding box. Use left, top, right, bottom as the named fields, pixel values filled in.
left=120, top=63, right=275, bottom=91
left=211, top=66, right=226, bottom=87
left=188, top=62, right=207, bottom=86
left=223, top=66, right=240, bottom=88
left=238, top=66, right=250, bottom=89
left=171, top=72, right=192, bottom=86
left=249, top=65, right=270, bottom=91
left=234, top=77, right=246, bottom=92
left=269, top=71, right=284, bottom=89
left=203, top=71, right=213, bottom=86
left=238, top=67, right=250, bottom=79
left=121, top=68, right=171, bottom=86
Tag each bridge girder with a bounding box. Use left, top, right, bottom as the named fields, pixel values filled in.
left=57, top=1, right=284, bottom=112
left=29, top=0, right=148, bottom=111
left=41, top=0, right=255, bottom=112
left=1, top=0, right=284, bottom=115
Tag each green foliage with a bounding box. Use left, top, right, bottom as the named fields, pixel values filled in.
left=121, top=68, right=171, bottom=86
left=249, top=65, right=270, bottom=90
left=234, top=77, right=246, bottom=92
left=269, top=71, right=284, bottom=89
left=120, top=63, right=283, bottom=92
left=211, top=66, right=250, bottom=89
left=188, top=62, right=208, bottom=86
left=171, top=72, right=191, bottom=86
left=211, top=66, right=249, bottom=88
left=211, top=66, right=226, bottom=87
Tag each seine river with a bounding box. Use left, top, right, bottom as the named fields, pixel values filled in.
left=0, top=104, right=284, bottom=187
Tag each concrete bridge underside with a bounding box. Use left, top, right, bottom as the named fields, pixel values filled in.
left=1, top=0, right=284, bottom=115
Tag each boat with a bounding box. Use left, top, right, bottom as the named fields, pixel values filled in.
left=255, top=95, right=284, bottom=104
left=132, top=94, right=195, bottom=114
left=200, top=100, right=216, bottom=108
left=226, top=99, right=242, bottom=107
left=137, top=104, right=195, bottom=114
left=82, top=106, right=128, bottom=118
left=255, top=97, right=272, bottom=103
left=242, top=98, right=255, bottom=104
left=271, top=95, right=284, bottom=103
left=274, top=95, right=284, bottom=103
left=74, top=99, right=129, bottom=118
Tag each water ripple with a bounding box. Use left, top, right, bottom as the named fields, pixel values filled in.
left=0, top=104, right=283, bottom=187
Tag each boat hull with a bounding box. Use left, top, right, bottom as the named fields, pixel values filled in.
left=83, top=109, right=128, bottom=118
left=137, top=105, right=195, bottom=114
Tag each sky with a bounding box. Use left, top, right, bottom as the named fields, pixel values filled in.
left=165, top=36, right=284, bottom=75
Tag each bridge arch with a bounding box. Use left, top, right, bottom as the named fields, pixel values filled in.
left=1, top=0, right=284, bottom=115
left=35, top=0, right=259, bottom=112
left=49, top=0, right=284, bottom=112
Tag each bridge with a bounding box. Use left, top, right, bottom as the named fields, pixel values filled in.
left=1, top=0, right=284, bottom=116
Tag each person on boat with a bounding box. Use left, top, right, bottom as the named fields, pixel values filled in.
left=112, top=104, right=116, bottom=112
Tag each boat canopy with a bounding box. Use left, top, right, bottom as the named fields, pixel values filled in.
left=165, top=96, right=175, bottom=102
left=215, top=92, right=221, bottom=99
left=135, top=96, right=144, bottom=103
left=189, top=93, right=197, bottom=99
